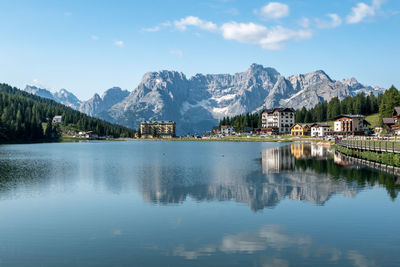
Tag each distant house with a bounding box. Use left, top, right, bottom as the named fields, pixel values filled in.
left=333, top=115, right=370, bottom=135
left=382, top=107, right=400, bottom=134
left=220, top=125, right=234, bottom=135
left=85, top=131, right=98, bottom=139
left=382, top=118, right=396, bottom=133
left=261, top=108, right=295, bottom=134
left=212, top=126, right=219, bottom=135
left=290, top=123, right=312, bottom=136
left=256, top=127, right=278, bottom=135
left=140, top=121, right=176, bottom=138
left=52, top=115, right=62, bottom=123
left=311, top=123, right=331, bottom=137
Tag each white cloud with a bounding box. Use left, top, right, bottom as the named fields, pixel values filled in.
left=221, top=22, right=268, bottom=44
left=258, top=2, right=290, bottom=19
left=142, top=26, right=162, bottom=32
left=143, top=6, right=314, bottom=51
left=221, top=22, right=312, bottom=50
left=346, top=0, right=384, bottom=24
left=170, top=49, right=184, bottom=58
left=298, top=17, right=310, bottom=28
left=113, top=40, right=124, bottom=47
left=316, top=14, right=342, bottom=29
left=226, top=8, right=239, bottom=16
left=174, top=16, right=218, bottom=32
left=142, top=21, right=171, bottom=32
left=91, top=35, right=99, bottom=40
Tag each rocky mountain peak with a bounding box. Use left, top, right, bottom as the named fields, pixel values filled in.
left=24, top=85, right=55, bottom=100
left=247, top=63, right=280, bottom=77
left=342, top=77, right=361, bottom=89
left=306, top=70, right=332, bottom=82
left=24, top=64, right=385, bottom=135
left=101, top=87, right=128, bottom=99
left=93, top=93, right=101, bottom=99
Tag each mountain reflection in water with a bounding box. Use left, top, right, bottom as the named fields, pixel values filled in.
left=141, top=143, right=400, bottom=210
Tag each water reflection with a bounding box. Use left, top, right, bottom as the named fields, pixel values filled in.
left=0, top=143, right=399, bottom=210
left=140, top=143, right=400, bottom=210
left=0, top=142, right=399, bottom=266
left=168, top=223, right=379, bottom=267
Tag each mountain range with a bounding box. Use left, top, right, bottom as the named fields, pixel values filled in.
left=24, top=64, right=385, bottom=135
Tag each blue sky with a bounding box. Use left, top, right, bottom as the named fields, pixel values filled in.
left=0, top=0, right=399, bottom=99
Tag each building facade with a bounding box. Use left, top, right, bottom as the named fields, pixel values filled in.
left=140, top=121, right=176, bottom=138
left=291, top=123, right=312, bottom=136
left=333, top=115, right=370, bottom=135
left=382, top=107, right=400, bottom=134
left=212, top=126, right=219, bottom=135
left=220, top=125, right=234, bottom=135
left=52, top=115, right=62, bottom=123
left=261, top=108, right=295, bottom=134
left=311, top=123, right=331, bottom=137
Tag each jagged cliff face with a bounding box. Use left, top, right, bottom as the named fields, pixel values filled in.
left=24, top=64, right=385, bottom=134
left=79, top=87, right=129, bottom=116
left=25, top=86, right=82, bottom=109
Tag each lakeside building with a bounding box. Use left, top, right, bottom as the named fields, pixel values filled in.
left=333, top=115, right=370, bottom=136
left=212, top=126, right=219, bottom=135
left=52, top=115, right=62, bottom=123
left=290, top=123, right=312, bottom=136
left=311, top=123, right=332, bottom=137
left=382, top=107, right=400, bottom=134
left=220, top=125, right=234, bottom=135
left=77, top=131, right=98, bottom=139
left=261, top=108, right=295, bottom=134
left=140, top=121, right=176, bottom=138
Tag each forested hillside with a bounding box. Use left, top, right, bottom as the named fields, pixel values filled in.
left=296, top=85, right=399, bottom=125
left=0, top=83, right=135, bottom=143
left=295, top=92, right=380, bottom=123
left=219, top=113, right=261, bottom=132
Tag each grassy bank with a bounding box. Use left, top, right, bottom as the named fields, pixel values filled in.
left=334, top=144, right=400, bottom=167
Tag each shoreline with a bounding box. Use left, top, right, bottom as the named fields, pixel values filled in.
left=0, top=136, right=333, bottom=146
left=1, top=136, right=334, bottom=145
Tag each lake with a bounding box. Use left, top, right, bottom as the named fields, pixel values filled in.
left=0, top=141, right=399, bottom=266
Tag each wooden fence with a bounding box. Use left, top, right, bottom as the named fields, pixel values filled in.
left=336, top=138, right=400, bottom=154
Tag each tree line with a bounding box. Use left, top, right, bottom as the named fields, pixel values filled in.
left=219, top=113, right=261, bottom=132
left=219, top=85, right=399, bottom=132
left=295, top=92, right=380, bottom=123
left=0, top=83, right=136, bottom=143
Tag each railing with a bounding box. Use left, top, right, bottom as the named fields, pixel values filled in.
left=335, top=151, right=400, bottom=177
left=336, top=137, right=400, bottom=154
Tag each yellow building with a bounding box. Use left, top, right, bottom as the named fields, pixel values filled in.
left=140, top=121, right=176, bottom=138
left=290, top=123, right=312, bottom=136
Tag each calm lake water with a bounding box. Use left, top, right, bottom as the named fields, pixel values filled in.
left=0, top=141, right=399, bottom=266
